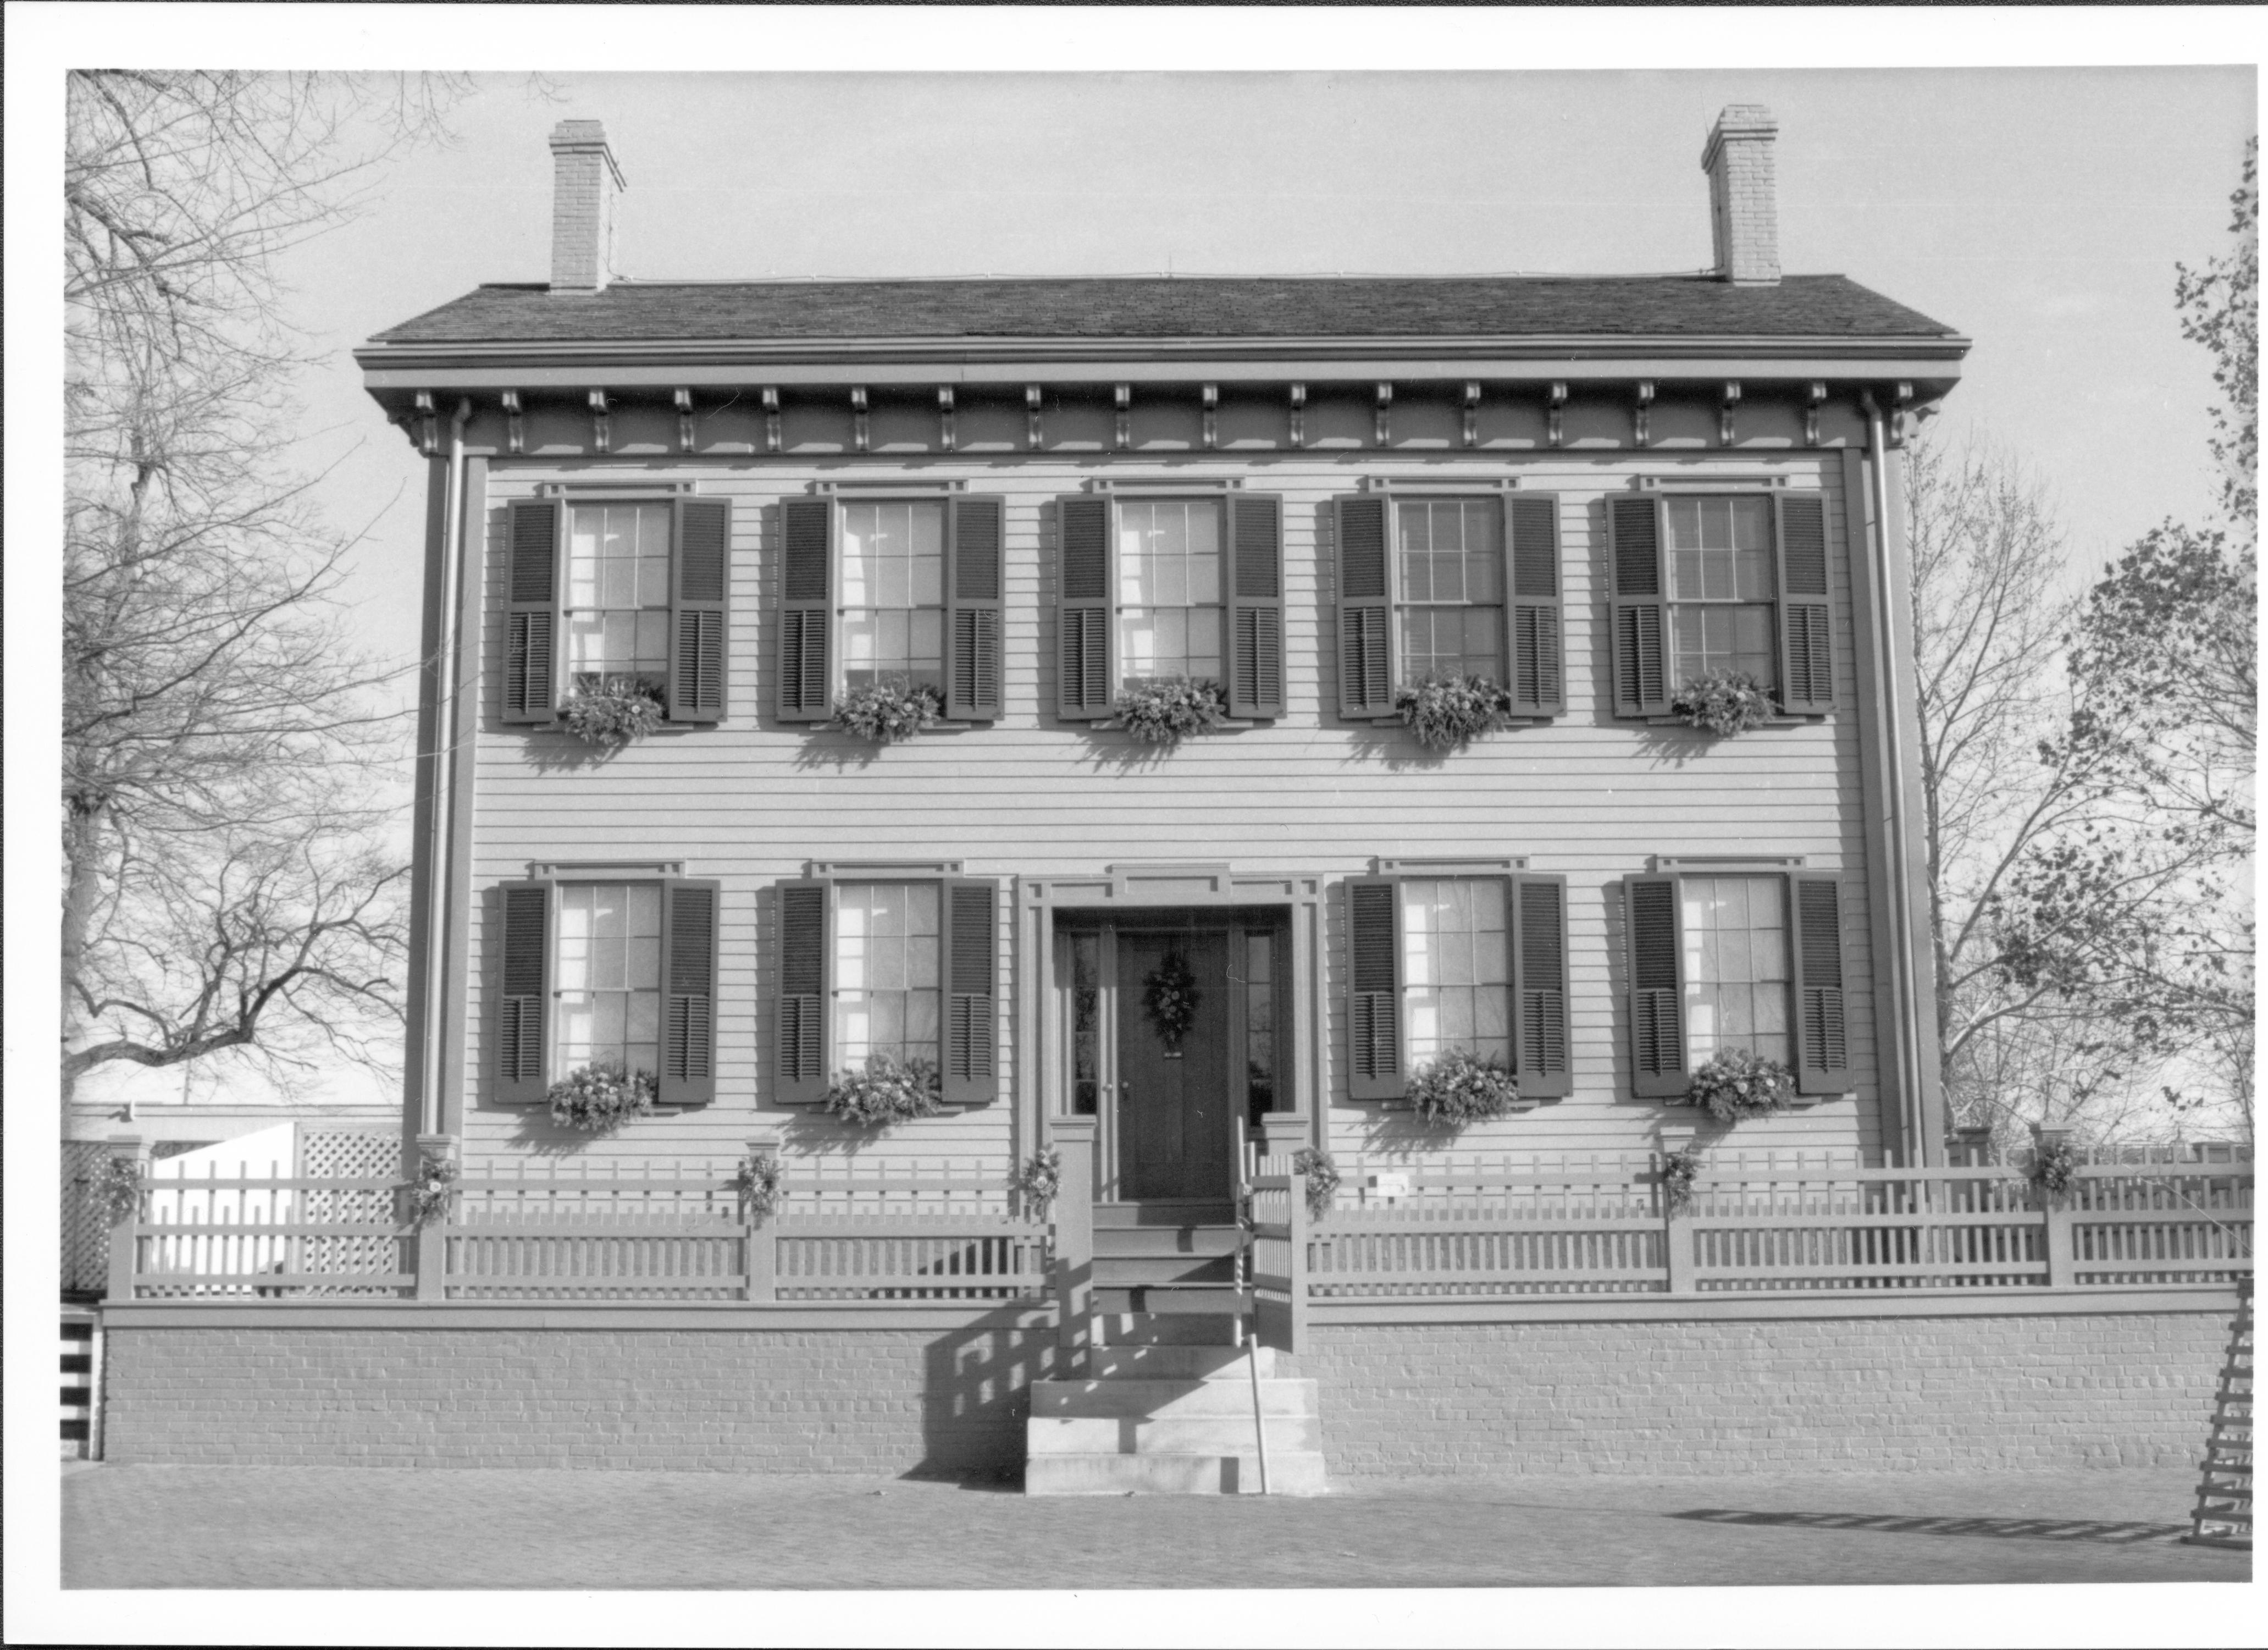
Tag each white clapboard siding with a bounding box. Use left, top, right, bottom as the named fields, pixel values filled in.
left=461, top=454, right=1876, bottom=1172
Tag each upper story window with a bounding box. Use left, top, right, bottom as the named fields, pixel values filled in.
left=502, top=495, right=730, bottom=727
left=1623, top=868, right=1850, bottom=1100
left=1334, top=492, right=1562, bottom=721
left=1344, top=870, right=1570, bottom=1103
left=1056, top=492, right=1283, bottom=721
left=491, top=875, right=720, bottom=1109
left=1607, top=490, right=1835, bottom=719
left=777, top=494, right=1003, bottom=724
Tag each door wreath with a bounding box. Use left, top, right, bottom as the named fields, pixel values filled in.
left=1142, top=950, right=1202, bottom=1050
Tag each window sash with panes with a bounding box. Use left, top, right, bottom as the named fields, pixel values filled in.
left=1680, top=874, right=1791, bottom=1066
left=565, top=504, right=673, bottom=692
left=1401, top=879, right=1513, bottom=1069
left=1666, top=496, right=1775, bottom=690
left=839, top=501, right=946, bottom=692
left=832, top=882, right=942, bottom=1070
left=1117, top=499, right=1225, bottom=688
left=554, top=882, right=663, bottom=1079
left=1397, top=501, right=1506, bottom=686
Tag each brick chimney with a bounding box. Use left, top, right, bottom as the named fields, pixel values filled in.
left=548, top=120, right=625, bottom=295
left=1701, top=104, right=1779, bottom=285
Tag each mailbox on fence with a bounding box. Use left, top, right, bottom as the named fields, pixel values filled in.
left=1364, top=1173, right=1411, bottom=1202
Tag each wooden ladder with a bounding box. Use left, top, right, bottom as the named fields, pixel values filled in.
left=2186, top=1282, right=2252, bottom=1550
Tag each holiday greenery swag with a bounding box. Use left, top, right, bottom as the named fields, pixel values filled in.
left=1684, top=1048, right=1796, bottom=1123
left=1113, top=677, right=1228, bottom=746
left=822, top=1052, right=943, bottom=1128
left=547, top=1059, right=658, bottom=1133
left=2028, top=1138, right=2084, bottom=1200
left=1142, top=950, right=1203, bottom=1047
left=409, top=1152, right=458, bottom=1226
left=830, top=678, right=944, bottom=743
left=96, top=1155, right=146, bottom=1226
left=1011, top=1147, right=1063, bottom=1218
left=562, top=675, right=667, bottom=750
left=730, top=1153, right=785, bottom=1218
left=1394, top=675, right=1515, bottom=751
left=1669, top=668, right=1778, bottom=737
left=1658, top=1146, right=1703, bottom=1214
left=1291, top=1147, right=1340, bottom=1220
left=1406, top=1049, right=1526, bottom=1127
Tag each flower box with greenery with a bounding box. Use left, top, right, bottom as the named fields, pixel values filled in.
left=562, top=674, right=667, bottom=750
left=1683, top=1048, right=1796, bottom=1123
left=829, top=677, right=944, bottom=744
left=1290, top=1147, right=1340, bottom=1221
left=1393, top=674, right=1516, bottom=751
left=546, top=1058, right=658, bottom=1133
left=1669, top=668, right=1779, bottom=736
left=822, top=1052, right=943, bottom=1128
left=1406, top=1049, right=1529, bottom=1127
left=1111, top=676, right=1228, bottom=746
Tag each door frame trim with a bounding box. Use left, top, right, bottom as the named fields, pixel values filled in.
left=1019, top=867, right=1325, bottom=1175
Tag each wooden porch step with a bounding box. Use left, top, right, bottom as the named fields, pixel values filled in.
left=1093, top=1201, right=1237, bottom=1229
left=1094, top=1285, right=1250, bottom=1316
left=1091, top=1224, right=1243, bottom=1260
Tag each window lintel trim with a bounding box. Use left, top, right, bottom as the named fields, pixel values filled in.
left=1358, top=476, right=1522, bottom=493
left=1082, top=476, right=1244, bottom=494
left=534, top=482, right=698, bottom=497
left=525, top=859, right=686, bottom=880
left=805, top=858, right=966, bottom=880
left=1633, top=476, right=1791, bottom=493
left=810, top=479, right=966, bottom=495
left=1371, top=856, right=1528, bottom=876
left=1647, top=855, right=1807, bottom=874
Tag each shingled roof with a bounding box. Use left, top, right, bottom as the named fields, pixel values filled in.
left=369, top=274, right=1957, bottom=346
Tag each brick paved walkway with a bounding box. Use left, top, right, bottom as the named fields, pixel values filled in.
left=63, top=1462, right=2248, bottom=1590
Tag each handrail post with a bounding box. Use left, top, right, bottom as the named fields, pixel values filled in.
left=1050, top=1118, right=1097, bottom=1360
left=744, top=1130, right=782, bottom=1304
left=1284, top=1157, right=1309, bottom=1353
left=103, top=1134, right=148, bottom=1304
left=412, top=1133, right=456, bottom=1301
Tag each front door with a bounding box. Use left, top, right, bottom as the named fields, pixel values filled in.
left=1114, top=930, right=1232, bottom=1201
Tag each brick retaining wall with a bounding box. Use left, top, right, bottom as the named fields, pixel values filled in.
left=1285, top=1310, right=2229, bottom=1476
left=100, top=1301, right=2231, bottom=1477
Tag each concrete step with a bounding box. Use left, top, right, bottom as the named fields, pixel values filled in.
left=1093, top=1311, right=1243, bottom=1346
left=1093, top=1254, right=1237, bottom=1288
left=1026, top=1414, right=1325, bottom=1455
left=1090, top=1224, right=1243, bottom=1259
left=1081, top=1342, right=1279, bottom=1380
left=1033, top=1377, right=1318, bottom=1419
left=1024, top=1450, right=1330, bottom=1497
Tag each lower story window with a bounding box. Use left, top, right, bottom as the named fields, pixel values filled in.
left=1680, top=874, right=1790, bottom=1066
left=1401, top=878, right=1512, bottom=1068
left=833, top=881, right=941, bottom=1067
left=554, top=882, right=662, bottom=1078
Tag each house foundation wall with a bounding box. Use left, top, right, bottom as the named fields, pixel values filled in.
left=99, top=1299, right=2230, bottom=1476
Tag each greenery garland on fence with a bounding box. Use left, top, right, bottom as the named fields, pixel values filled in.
left=409, top=1152, right=457, bottom=1226
left=1658, top=1146, right=1703, bottom=1214
left=547, top=1059, right=659, bottom=1133
left=1113, top=677, right=1228, bottom=746
left=1669, top=668, right=1778, bottom=737
left=1393, top=675, right=1515, bottom=751
left=96, top=1155, right=146, bottom=1226
left=2028, top=1138, right=2084, bottom=1201
left=822, top=1052, right=943, bottom=1128
left=1407, top=1049, right=1525, bottom=1127
left=1142, top=950, right=1202, bottom=1048
left=829, top=678, right=944, bottom=743
left=1290, top=1147, right=1340, bottom=1220
left=731, top=1153, right=785, bottom=1218
left=1684, top=1048, right=1796, bottom=1123
left=1011, top=1147, right=1063, bottom=1218
left=562, top=675, right=667, bottom=750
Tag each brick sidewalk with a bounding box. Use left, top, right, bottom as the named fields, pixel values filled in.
left=63, top=1463, right=2249, bottom=1590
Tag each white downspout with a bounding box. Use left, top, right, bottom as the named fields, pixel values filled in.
left=1860, top=393, right=1929, bottom=1167
left=421, top=398, right=475, bottom=1138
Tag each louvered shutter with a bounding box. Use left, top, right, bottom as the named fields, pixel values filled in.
left=495, top=880, right=552, bottom=1103
left=1346, top=876, right=1403, bottom=1101
left=1608, top=495, right=1672, bottom=717
left=1511, top=874, right=1572, bottom=1099
left=1226, top=493, right=1285, bottom=718
left=941, top=878, right=999, bottom=1104
left=659, top=879, right=720, bottom=1106
left=1624, top=874, right=1689, bottom=1098
left=1775, top=494, right=1835, bottom=714
left=1335, top=495, right=1393, bottom=718
left=777, top=499, right=834, bottom=722
left=946, top=496, right=1005, bottom=721
left=775, top=879, right=828, bottom=1102
left=1056, top=496, right=1113, bottom=718
left=1507, top=494, right=1564, bottom=716
left=1790, top=873, right=1851, bottom=1095
left=669, top=498, right=730, bottom=722
left=503, top=500, right=562, bottom=723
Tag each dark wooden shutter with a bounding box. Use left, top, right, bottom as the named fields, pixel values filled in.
left=1624, top=873, right=1689, bottom=1098
left=668, top=498, right=729, bottom=722
left=659, top=879, right=720, bottom=1106
left=946, top=496, right=1005, bottom=720
left=1346, top=876, right=1403, bottom=1101
left=1790, top=873, right=1851, bottom=1095
left=1608, top=495, right=1671, bottom=717
left=1775, top=493, right=1835, bottom=714
left=1056, top=496, right=1113, bottom=718
left=775, top=879, right=828, bottom=1102
left=1512, top=873, right=1572, bottom=1099
left=777, top=499, right=833, bottom=722
left=503, top=499, right=562, bottom=723
left=1335, top=495, right=1393, bottom=718
left=1507, top=494, right=1564, bottom=716
left=941, top=878, right=999, bottom=1104
left=1226, top=493, right=1285, bottom=718
left=495, top=880, right=552, bottom=1103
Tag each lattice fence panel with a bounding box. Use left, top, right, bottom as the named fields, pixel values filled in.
left=62, top=1141, right=108, bottom=1295
left=299, top=1129, right=400, bottom=1180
